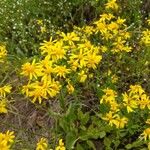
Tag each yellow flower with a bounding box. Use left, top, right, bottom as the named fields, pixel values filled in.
left=54, top=65, right=70, bottom=78
left=102, top=111, right=119, bottom=126
left=22, top=83, right=33, bottom=97
left=100, top=46, right=108, bottom=52
left=107, top=22, right=119, bottom=31
left=138, top=94, right=150, bottom=110
left=40, top=59, right=54, bottom=82
left=146, top=119, right=150, bottom=125
left=29, top=85, right=47, bottom=104
left=114, top=116, right=128, bottom=128
left=0, top=99, right=8, bottom=114
left=40, top=37, right=57, bottom=56
left=147, top=19, right=150, bottom=26
left=55, top=139, right=66, bottom=150
left=67, top=82, right=74, bottom=94
left=41, top=26, right=46, bottom=33
left=110, top=101, right=120, bottom=113
left=0, top=130, right=15, bottom=149
left=78, top=70, right=87, bottom=83
left=122, top=92, right=138, bottom=113
left=37, top=20, right=43, bottom=25
left=129, top=85, right=145, bottom=96
left=140, top=128, right=150, bottom=141
left=100, top=88, right=117, bottom=104
left=36, top=138, right=48, bottom=150
left=0, top=85, right=12, bottom=98
left=0, top=44, right=7, bottom=63
left=105, top=0, right=119, bottom=10
left=141, top=29, right=150, bottom=46
left=50, top=41, right=66, bottom=61
left=82, top=25, right=94, bottom=36
left=116, top=17, right=126, bottom=25
left=111, top=74, right=118, bottom=83
left=86, top=52, right=102, bottom=69
left=70, top=49, right=87, bottom=68
left=42, top=79, right=61, bottom=98
left=94, top=21, right=107, bottom=34
left=21, top=59, right=42, bottom=80
left=61, top=31, right=80, bottom=45
left=100, top=13, right=115, bottom=22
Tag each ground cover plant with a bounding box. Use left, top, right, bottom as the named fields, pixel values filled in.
left=0, top=0, right=150, bottom=149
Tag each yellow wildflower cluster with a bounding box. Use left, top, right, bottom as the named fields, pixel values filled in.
left=101, top=88, right=128, bottom=128
left=20, top=0, right=134, bottom=104
left=21, top=27, right=102, bottom=103
left=0, top=130, right=15, bottom=150
left=0, top=85, right=12, bottom=113
left=0, top=44, right=7, bottom=63
left=100, top=85, right=150, bottom=128
left=123, top=85, right=150, bottom=112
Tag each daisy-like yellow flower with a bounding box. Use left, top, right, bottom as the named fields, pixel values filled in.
left=0, top=85, right=12, bottom=98
left=102, top=111, right=119, bottom=126
left=54, top=65, right=70, bottom=78
left=100, top=88, right=117, bottom=104
left=0, top=130, right=15, bottom=150
left=116, top=17, right=126, bottom=25
left=55, top=139, right=66, bottom=150
left=100, top=13, right=115, bottom=22
left=129, top=85, right=145, bottom=96
left=122, top=92, right=138, bottom=113
left=36, top=138, right=48, bottom=150
left=82, top=25, right=94, bottom=36
left=29, top=86, right=46, bottom=104
left=40, top=37, right=57, bottom=56
left=42, top=79, right=61, bottom=98
left=114, top=116, right=128, bottom=128
left=138, top=94, right=150, bottom=110
left=140, top=128, right=150, bottom=141
left=86, top=52, right=102, bottom=69
left=105, top=0, right=119, bottom=10
left=21, top=59, right=42, bottom=80
left=70, top=49, right=87, bottom=68
left=60, top=31, right=80, bottom=45
left=50, top=41, right=66, bottom=61
left=0, top=99, right=8, bottom=114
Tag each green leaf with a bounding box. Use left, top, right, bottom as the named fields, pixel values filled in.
left=76, top=143, right=84, bottom=150
left=86, top=140, right=96, bottom=150
left=104, top=137, right=111, bottom=147
left=125, top=144, right=132, bottom=149
left=66, top=132, right=78, bottom=149
left=99, top=131, right=106, bottom=139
